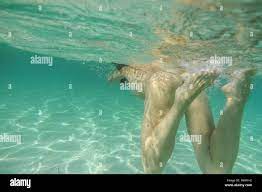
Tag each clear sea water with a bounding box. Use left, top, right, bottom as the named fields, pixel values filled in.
left=0, top=0, right=261, bottom=174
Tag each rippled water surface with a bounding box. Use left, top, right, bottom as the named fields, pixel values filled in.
left=0, top=0, right=261, bottom=173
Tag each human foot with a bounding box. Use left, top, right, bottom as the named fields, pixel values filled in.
left=221, top=68, right=256, bottom=102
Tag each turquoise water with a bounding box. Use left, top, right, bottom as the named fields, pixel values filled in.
left=0, top=0, right=261, bottom=173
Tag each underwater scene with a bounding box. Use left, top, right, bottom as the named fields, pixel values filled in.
left=0, top=0, right=261, bottom=174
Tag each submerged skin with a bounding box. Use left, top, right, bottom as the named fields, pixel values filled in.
left=108, top=63, right=255, bottom=173
left=192, top=69, right=256, bottom=173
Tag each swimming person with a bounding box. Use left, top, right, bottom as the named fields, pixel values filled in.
left=108, top=63, right=255, bottom=173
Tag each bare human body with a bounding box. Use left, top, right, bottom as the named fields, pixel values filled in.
left=108, top=63, right=255, bottom=173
